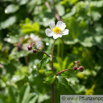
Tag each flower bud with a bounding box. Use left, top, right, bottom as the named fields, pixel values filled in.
left=73, top=66, right=77, bottom=70
left=27, top=45, right=32, bottom=50
left=17, top=44, right=22, bottom=52
left=33, top=49, right=37, bottom=53
left=75, top=61, right=80, bottom=64
left=78, top=66, right=84, bottom=72
left=32, top=42, right=35, bottom=46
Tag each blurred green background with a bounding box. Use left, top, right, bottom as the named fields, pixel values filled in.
left=0, top=0, right=103, bottom=103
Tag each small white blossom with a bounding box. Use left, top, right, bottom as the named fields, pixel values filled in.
left=45, top=21, right=69, bottom=39
left=22, top=33, right=43, bottom=50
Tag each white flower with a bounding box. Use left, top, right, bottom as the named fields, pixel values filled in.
left=45, top=21, right=69, bottom=39
left=22, top=33, right=43, bottom=50
left=30, top=33, right=43, bottom=49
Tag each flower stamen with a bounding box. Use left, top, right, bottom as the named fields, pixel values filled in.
left=52, top=26, right=62, bottom=34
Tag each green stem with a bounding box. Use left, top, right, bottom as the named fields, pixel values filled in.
left=51, top=40, right=55, bottom=70
left=61, top=39, right=64, bottom=60
left=51, top=40, right=55, bottom=103
left=57, top=41, right=60, bottom=57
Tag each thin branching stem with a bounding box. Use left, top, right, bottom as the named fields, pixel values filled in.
left=56, top=69, right=69, bottom=76
left=39, top=50, right=51, bottom=58
left=36, top=48, right=51, bottom=58
left=45, top=1, right=61, bottom=21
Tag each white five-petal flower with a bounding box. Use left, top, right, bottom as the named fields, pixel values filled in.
left=45, top=21, right=69, bottom=39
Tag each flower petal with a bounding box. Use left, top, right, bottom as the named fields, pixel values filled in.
left=62, top=29, right=69, bottom=35
left=30, top=33, right=35, bottom=39
left=53, top=35, right=59, bottom=39
left=36, top=41, right=43, bottom=49
left=45, top=28, right=53, bottom=37
left=22, top=44, right=28, bottom=51
left=56, top=21, right=66, bottom=30
left=53, top=34, right=62, bottom=39
left=49, top=21, right=55, bottom=29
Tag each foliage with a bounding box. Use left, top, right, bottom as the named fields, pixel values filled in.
left=0, top=0, right=103, bottom=103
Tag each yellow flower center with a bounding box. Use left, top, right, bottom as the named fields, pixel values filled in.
left=52, top=26, right=62, bottom=34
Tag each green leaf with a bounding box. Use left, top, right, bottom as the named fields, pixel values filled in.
left=54, top=57, right=72, bottom=71
left=4, top=36, right=19, bottom=44
left=78, top=31, right=93, bottom=47
left=53, top=63, right=61, bottom=71
left=0, top=99, right=5, bottom=103
left=67, top=62, right=74, bottom=69
left=5, top=4, right=19, bottom=14
left=57, top=56, right=62, bottom=64
left=8, top=84, right=37, bottom=103
left=20, top=18, right=40, bottom=34
left=90, top=1, right=103, bottom=8
left=63, top=6, right=76, bottom=18
left=72, top=84, right=86, bottom=93
left=38, top=94, right=50, bottom=103
left=56, top=4, right=65, bottom=16
left=27, top=0, right=42, bottom=13
left=18, top=0, right=29, bottom=5
left=28, top=0, right=42, bottom=6
left=62, top=57, right=69, bottom=70
left=91, top=11, right=101, bottom=21
left=63, top=17, right=93, bottom=47
left=53, top=57, right=63, bottom=71
left=0, top=16, right=16, bottom=29
left=28, top=95, right=38, bottom=103
left=56, top=76, right=69, bottom=87
left=22, top=94, right=36, bottom=103
left=70, top=0, right=78, bottom=4
left=45, top=73, right=56, bottom=84
left=33, top=6, right=42, bottom=15
left=56, top=76, right=74, bottom=94
left=9, top=47, right=29, bottom=59
left=20, top=84, right=30, bottom=103
left=0, top=58, right=9, bottom=65
left=45, top=70, right=53, bottom=75
left=33, top=11, right=55, bottom=27
left=8, top=86, right=19, bottom=103
left=39, top=54, right=51, bottom=69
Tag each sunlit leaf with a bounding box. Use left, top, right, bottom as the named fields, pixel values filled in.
left=5, top=4, right=19, bottom=14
